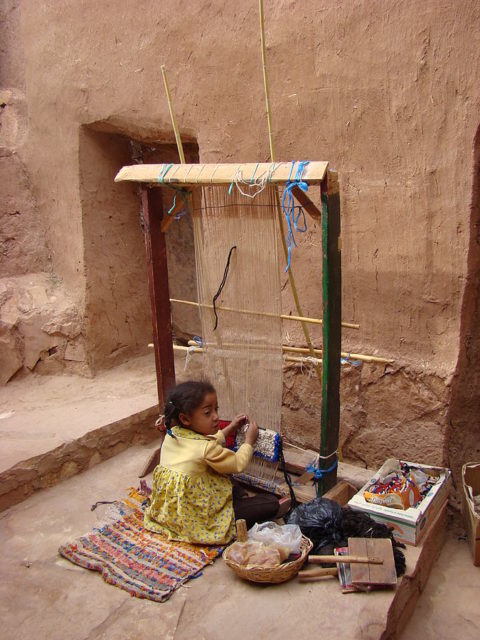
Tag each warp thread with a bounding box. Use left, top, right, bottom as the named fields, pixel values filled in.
left=228, top=164, right=268, bottom=198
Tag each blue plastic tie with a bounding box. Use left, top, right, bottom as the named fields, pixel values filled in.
left=281, top=161, right=310, bottom=271
left=340, top=353, right=362, bottom=367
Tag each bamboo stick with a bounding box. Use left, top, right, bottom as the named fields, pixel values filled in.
left=173, top=344, right=320, bottom=366
left=160, top=64, right=187, bottom=233
left=169, top=298, right=360, bottom=330
left=259, top=0, right=275, bottom=162
left=155, top=340, right=392, bottom=366
left=282, top=345, right=394, bottom=365
left=167, top=344, right=392, bottom=368
left=187, top=340, right=392, bottom=365
left=161, top=65, right=185, bottom=164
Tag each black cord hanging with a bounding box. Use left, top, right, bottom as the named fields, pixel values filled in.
left=212, top=245, right=237, bottom=331
left=278, top=440, right=298, bottom=515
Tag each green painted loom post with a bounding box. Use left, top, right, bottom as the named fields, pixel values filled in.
left=318, top=170, right=342, bottom=494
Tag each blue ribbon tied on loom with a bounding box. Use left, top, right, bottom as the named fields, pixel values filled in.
left=306, top=460, right=338, bottom=495
left=281, top=161, right=310, bottom=271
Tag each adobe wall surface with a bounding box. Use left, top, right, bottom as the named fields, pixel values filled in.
left=1, top=0, right=480, bottom=487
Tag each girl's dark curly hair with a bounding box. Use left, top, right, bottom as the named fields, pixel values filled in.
left=164, top=380, right=216, bottom=428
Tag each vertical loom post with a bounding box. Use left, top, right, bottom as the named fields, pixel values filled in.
left=141, top=188, right=176, bottom=407
left=319, top=170, right=342, bottom=493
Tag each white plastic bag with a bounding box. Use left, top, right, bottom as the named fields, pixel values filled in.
left=248, top=521, right=303, bottom=555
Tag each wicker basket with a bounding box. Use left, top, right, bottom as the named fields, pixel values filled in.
left=223, top=535, right=313, bottom=584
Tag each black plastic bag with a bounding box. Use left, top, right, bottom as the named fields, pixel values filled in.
left=286, top=497, right=345, bottom=554
left=287, top=498, right=407, bottom=576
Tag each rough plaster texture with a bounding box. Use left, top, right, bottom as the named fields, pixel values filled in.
left=0, top=273, right=87, bottom=383
left=282, top=361, right=448, bottom=470
left=1, top=0, right=480, bottom=490
left=446, top=127, right=480, bottom=504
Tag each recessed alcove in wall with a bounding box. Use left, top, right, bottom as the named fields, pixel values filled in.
left=79, top=125, right=199, bottom=371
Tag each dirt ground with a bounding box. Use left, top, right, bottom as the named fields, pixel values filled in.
left=0, top=442, right=478, bottom=640
left=0, top=355, right=479, bottom=639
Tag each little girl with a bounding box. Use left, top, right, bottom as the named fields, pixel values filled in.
left=144, top=380, right=279, bottom=545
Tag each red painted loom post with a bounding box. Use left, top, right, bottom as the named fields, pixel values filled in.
left=141, top=186, right=176, bottom=409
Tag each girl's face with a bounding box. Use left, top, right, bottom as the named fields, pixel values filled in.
left=179, top=392, right=219, bottom=436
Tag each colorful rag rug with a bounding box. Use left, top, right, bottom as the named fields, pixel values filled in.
left=58, top=488, right=223, bottom=603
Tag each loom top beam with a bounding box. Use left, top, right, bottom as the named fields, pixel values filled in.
left=114, top=161, right=329, bottom=186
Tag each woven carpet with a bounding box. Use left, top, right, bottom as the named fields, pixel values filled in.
left=59, top=488, right=223, bottom=602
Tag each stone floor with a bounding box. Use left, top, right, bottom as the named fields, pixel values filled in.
left=401, top=530, right=479, bottom=638
left=0, top=356, right=479, bottom=639
left=0, top=353, right=159, bottom=474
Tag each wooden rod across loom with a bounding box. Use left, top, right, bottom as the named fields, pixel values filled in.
left=185, top=340, right=393, bottom=365
left=169, top=298, right=359, bottom=330
left=115, top=161, right=328, bottom=186
left=282, top=345, right=393, bottom=365
left=173, top=344, right=318, bottom=365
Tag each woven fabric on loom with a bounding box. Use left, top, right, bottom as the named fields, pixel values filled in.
left=58, top=489, right=222, bottom=603
left=192, top=184, right=283, bottom=431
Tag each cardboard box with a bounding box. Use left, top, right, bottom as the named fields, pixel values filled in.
left=462, top=462, right=480, bottom=566
left=347, top=459, right=450, bottom=546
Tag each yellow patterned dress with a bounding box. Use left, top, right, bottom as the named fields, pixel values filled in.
left=144, top=426, right=253, bottom=544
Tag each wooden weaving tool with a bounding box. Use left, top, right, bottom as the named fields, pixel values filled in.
left=300, top=538, right=396, bottom=588
left=347, top=538, right=397, bottom=589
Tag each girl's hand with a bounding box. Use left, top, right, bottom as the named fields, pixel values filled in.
left=245, top=421, right=259, bottom=445
left=223, top=414, right=248, bottom=437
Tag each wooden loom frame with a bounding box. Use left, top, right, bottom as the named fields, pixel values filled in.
left=115, top=161, right=341, bottom=493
